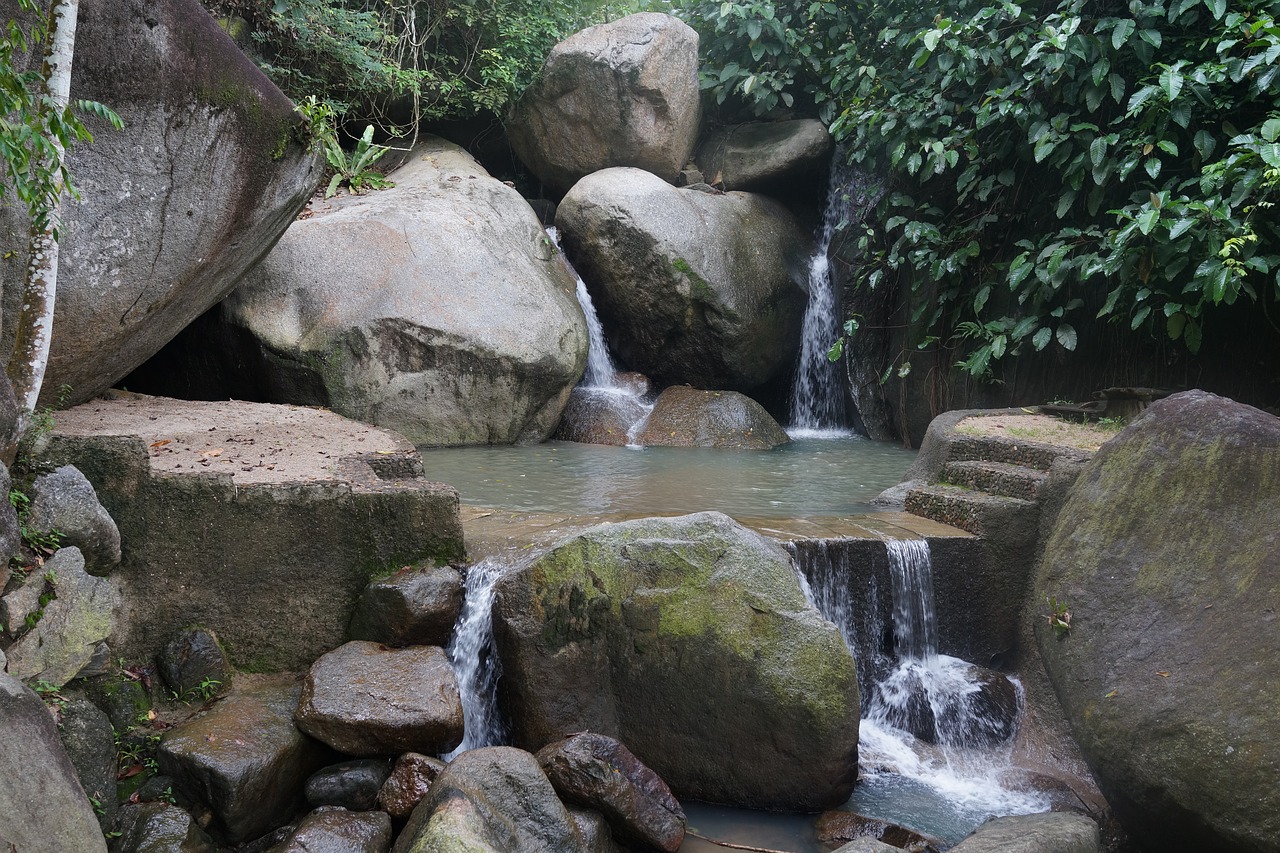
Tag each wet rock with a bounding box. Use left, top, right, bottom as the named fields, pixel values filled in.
left=556, top=167, right=809, bottom=394
left=873, top=658, right=1018, bottom=747
left=110, top=802, right=217, bottom=853
left=696, top=119, right=832, bottom=193
left=391, top=746, right=590, bottom=853
left=569, top=806, right=627, bottom=853
left=0, top=673, right=107, bottom=852
left=950, top=813, right=1099, bottom=852
left=270, top=808, right=392, bottom=853
left=831, top=841, right=901, bottom=853
left=158, top=679, right=333, bottom=844
left=58, top=695, right=119, bottom=830
left=295, top=641, right=463, bottom=756
left=347, top=566, right=463, bottom=648
left=554, top=386, right=651, bottom=446
left=1034, top=391, right=1280, bottom=851
left=306, top=758, right=394, bottom=811
left=494, top=511, right=860, bottom=811
left=538, top=732, right=686, bottom=852
left=5, top=547, right=122, bottom=687
left=0, top=0, right=320, bottom=408
left=817, top=811, right=942, bottom=851
left=85, top=671, right=152, bottom=732
left=158, top=627, right=231, bottom=702
left=633, top=386, right=790, bottom=449
left=378, top=753, right=446, bottom=819
left=27, top=465, right=121, bottom=575
left=508, top=13, right=701, bottom=194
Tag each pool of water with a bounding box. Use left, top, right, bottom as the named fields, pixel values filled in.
left=419, top=436, right=916, bottom=518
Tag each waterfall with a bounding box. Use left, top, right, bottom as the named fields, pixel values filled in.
left=443, top=559, right=510, bottom=760
left=789, top=164, right=858, bottom=436
left=885, top=539, right=938, bottom=663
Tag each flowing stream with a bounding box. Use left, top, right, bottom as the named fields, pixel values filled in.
left=443, top=558, right=510, bottom=760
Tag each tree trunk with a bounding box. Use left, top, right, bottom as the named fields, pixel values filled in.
left=8, top=0, right=78, bottom=439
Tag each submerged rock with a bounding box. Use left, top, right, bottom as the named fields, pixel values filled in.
left=556, top=167, right=810, bottom=394
left=295, top=641, right=463, bottom=756
left=1034, top=391, right=1280, bottom=852
left=392, top=746, right=590, bottom=853
left=494, top=511, right=860, bottom=810
left=538, top=732, right=686, bottom=852
left=816, top=811, right=943, bottom=852
left=633, top=386, right=790, bottom=449
left=508, top=13, right=701, bottom=194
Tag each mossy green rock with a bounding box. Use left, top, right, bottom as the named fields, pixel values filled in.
left=494, top=512, right=859, bottom=810
left=1034, top=390, right=1280, bottom=852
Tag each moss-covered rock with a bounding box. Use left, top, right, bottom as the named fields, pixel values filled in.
left=494, top=512, right=859, bottom=811
left=1033, top=390, right=1280, bottom=852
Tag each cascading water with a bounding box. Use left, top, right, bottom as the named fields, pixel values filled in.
left=792, top=538, right=1048, bottom=842
left=789, top=164, right=859, bottom=437
left=443, top=558, right=510, bottom=760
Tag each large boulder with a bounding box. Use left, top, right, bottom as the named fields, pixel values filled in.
left=1034, top=391, right=1280, bottom=852
left=392, top=746, right=591, bottom=853
left=632, top=386, right=791, bottom=449
left=0, top=0, right=320, bottom=408
left=0, top=673, right=108, bottom=853
left=949, top=813, right=1100, bottom=853
left=557, top=168, right=810, bottom=394
left=493, top=512, right=860, bottom=811
left=508, top=13, right=701, bottom=194
left=696, top=119, right=833, bottom=193
left=156, top=136, right=588, bottom=446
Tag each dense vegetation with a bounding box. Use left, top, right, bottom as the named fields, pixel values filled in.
left=676, top=0, right=1280, bottom=378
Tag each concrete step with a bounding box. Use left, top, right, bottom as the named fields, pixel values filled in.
left=941, top=460, right=1048, bottom=502
left=904, top=483, right=1039, bottom=539
left=945, top=434, right=1091, bottom=472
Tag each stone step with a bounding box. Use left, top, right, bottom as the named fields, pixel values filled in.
left=940, top=460, right=1048, bottom=502
left=904, top=483, right=1039, bottom=539
left=945, top=433, right=1090, bottom=472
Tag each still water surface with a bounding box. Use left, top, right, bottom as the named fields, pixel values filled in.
left=419, top=436, right=916, bottom=518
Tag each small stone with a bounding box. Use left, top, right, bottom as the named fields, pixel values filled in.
left=347, top=566, right=463, bottom=647
left=268, top=808, right=392, bottom=853
left=305, top=758, right=393, bottom=811
left=158, top=627, right=232, bottom=702
left=377, top=752, right=445, bottom=818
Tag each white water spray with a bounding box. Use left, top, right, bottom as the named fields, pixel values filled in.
left=443, top=559, right=510, bottom=760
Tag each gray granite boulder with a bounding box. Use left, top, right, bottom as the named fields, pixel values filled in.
left=270, top=808, right=392, bottom=853
left=553, top=386, right=651, bottom=446
left=1035, top=391, right=1280, bottom=852
left=508, top=13, right=701, bottom=194
left=696, top=119, right=832, bottom=192
left=950, top=813, right=1099, bottom=852
left=347, top=565, right=463, bottom=647
left=633, top=386, right=790, bottom=449
left=0, top=0, right=320, bottom=408
left=494, top=512, right=860, bottom=811
left=557, top=167, right=809, bottom=393
left=110, top=802, right=217, bottom=853
left=295, top=641, right=464, bottom=756
left=158, top=679, right=333, bottom=844
left=58, top=695, right=119, bottom=830
left=27, top=464, right=121, bottom=575
left=392, top=746, right=590, bottom=853
left=0, top=673, right=107, bottom=853
left=158, top=626, right=232, bottom=702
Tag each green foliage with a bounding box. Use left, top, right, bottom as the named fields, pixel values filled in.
left=324, top=124, right=394, bottom=197
left=8, top=487, right=61, bottom=558
left=675, top=0, right=1280, bottom=376
left=1046, top=594, right=1072, bottom=637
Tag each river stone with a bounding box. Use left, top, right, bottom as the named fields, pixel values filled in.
left=111, top=802, right=217, bottom=853
left=58, top=695, right=119, bottom=830
left=5, top=546, right=122, bottom=688
left=1033, top=391, right=1280, bottom=852
left=871, top=658, right=1018, bottom=748
left=184, top=135, right=587, bottom=446
left=494, top=511, right=860, bottom=810
left=378, top=752, right=446, bottom=818
left=0, top=0, right=320, bottom=409
left=831, top=841, right=900, bottom=853
left=556, top=167, right=809, bottom=393
left=295, top=641, right=463, bottom=756
left=347, top=565, right=463, bottom=647
left=508, top=13, right=700, bottom=194
left=305, top=758, right=393, bottom=811
left=553, top=386, right=651, bottom=446
left=950, top=813, right=1099, bottom=852
left=157, top=679, right=333, bottom=844
left=0, top=673, right=107, bottom=853
left=537, top=732, right=686, bottom=852
left=270, top=808, right=393, bottom=853
left=696, top=119, right=832, bottom=192
left=392, top=746, right=590, bottom=853
left=633, top=386, right=790, bottom=449
left=27, top=465, right=121, bottom=575
left=569, top=806, right=627, bottom=853
left=816, top=811, right=942, bottom=851
left=158, top=627, right=232, bottom=702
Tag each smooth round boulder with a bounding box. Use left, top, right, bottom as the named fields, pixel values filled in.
left=633, top=386, right=790, bottom=449
left=305, top=759, right=393, bottom=811
left=950, top=813, right=1100, bottom=853
left=271, top=808, right=392, bottom=853
left=1034, top=391, right=1280, bottom=852
left=378, top=752, right=446, bottom=819
left=553, top=386, right=651, bottom=446
left=508, top=13, right=701, bottom=194
left=494, top=511, right=860, bottom=811
left=557, top=168, right=810, bottom=393
left=295, top=641, right=464, bottom=756
left=696, top=119, right=833, bottom=192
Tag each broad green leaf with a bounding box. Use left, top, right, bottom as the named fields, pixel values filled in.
left=1090, top=136, right=1108, bottom=168
left=1131, top=305, right=1152, bottom=329
left=826, top=338, right=845, bottom=361
left=1193, top=129, right=1216, bottom=159
left=1205, top=0, right=1226, bottom=19
left=1055, top=323, right=1078, bottom=350
left=991, top=334, right=1007, bottom=358
left=1033, top=326, right=1053, bottom=349
left=1262, top=117, right=1280, bottom=143
left=1159, top=66, right=1183, bottom=101
left=1112, top=19, right=1135, bottom=49
left=1167, top=311, right=1187, bottom=340
left=923, top=29, right=941, bottom=51
left=1144, top=157, right=1162, bottom=179
left=1184, top=318, right=1203, bottom=352
left=1136, top=207, right=1160, bottom=234
left=974, top=284, right=991, bottom=313
left=1168, top=216, right=1196, bottom=240
left=1260, top=142, right=1280, bottom=169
